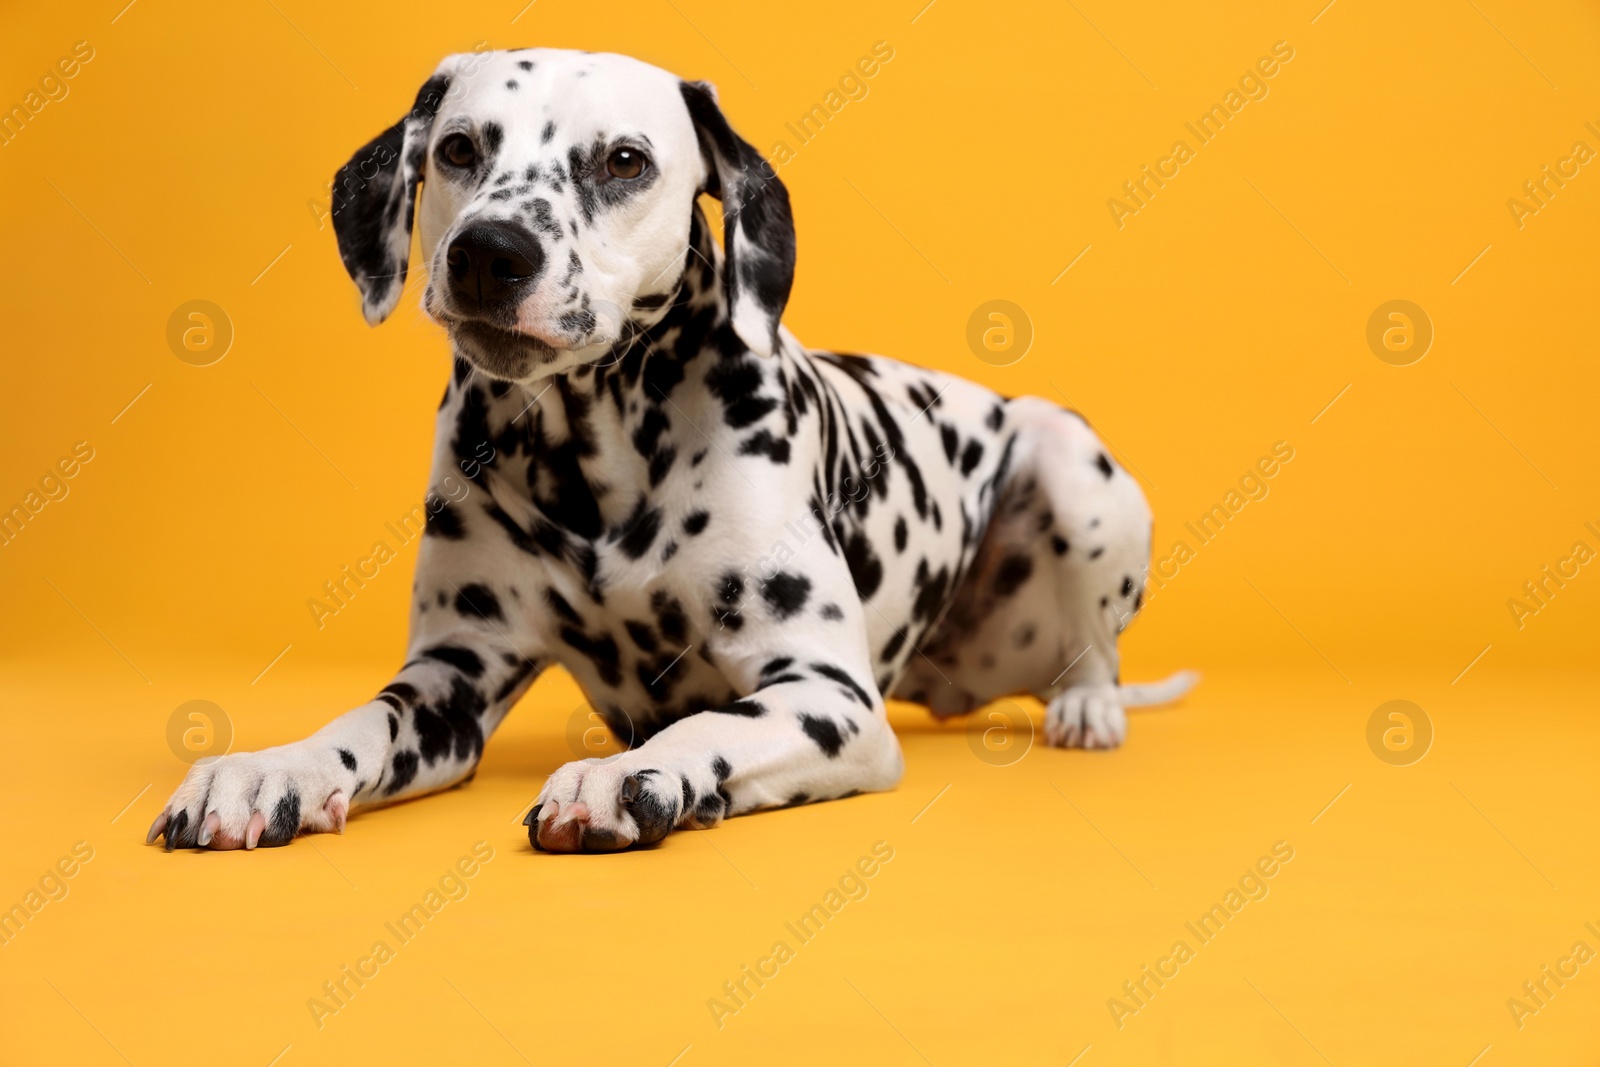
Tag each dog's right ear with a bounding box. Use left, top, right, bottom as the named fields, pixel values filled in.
left=331, top=64, right=454, bottom=326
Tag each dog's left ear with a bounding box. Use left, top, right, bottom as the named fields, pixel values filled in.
left=680, top=80, right=795, bottom=358
left=331, top=63, right=455, bottom=326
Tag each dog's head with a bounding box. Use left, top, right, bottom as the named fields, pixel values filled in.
left=331, top=49, right=795, bottom=381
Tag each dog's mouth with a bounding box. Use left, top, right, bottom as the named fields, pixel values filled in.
left=446, top=318, right=564, bottom=381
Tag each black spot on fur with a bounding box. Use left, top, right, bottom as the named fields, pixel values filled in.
left=387, top=712, right=399, bottom=740
left=893, top=515, right=907, bottom=553
left=652, top=591, right=688, bottom=643
left=683, top=510, right=710, bottom=536
left=426, top=502, right=466, bottom=539
left=454, top=583, right=503, bottom=621
left=559, top=627, right=622, bottom=686
left=624, top=774, right=677, bottom=844
left=959, top=439, right=984, bottom=476
left=715, top=698, right=766, bottom=718
left=481, top=122, right=503, bottom=157
left=1095, top=453, right=1114, bottom=479
left=760, top=572, right=812, bottom=619
left=799, top=714, right=844, bottom=757
left=712, top=571, right=744, bottom=631
left=387, top=750, right=419, bottom=795
left=625, top=620, right=659, bottom=653
left=695, top=792, right=725, bottom=823
left=820, top=603, right=844, bottom=621
left=648, top=447, right=677, bottom=488
left=739, top=429, right=790, bottom=463
left=494, top=658, right=540, bottom=702
left=377, top=680, right=413, bottom=711
left=1121, top=576, right=1135, bottom=597
left=338, top=749, right=357, bottom=772
left=995, top=553, right=1034, bottom=597
left=544, top=588, right=583, bottom=626
left=614, top=496, right=663, bottom=560
left=842, top=530, right=883, bottom=600
left=632, top=407, right=669, bottom=457
left=260, top=790, right=301, bottom=847
left=1052, top=535, right=1070, bottom=556
left=811, top=662, right=872, bottom=708
left=411, top=675, right=488, bottom=764
left=422, top=644, right=485, bottom=678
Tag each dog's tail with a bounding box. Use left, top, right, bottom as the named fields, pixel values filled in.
left=1118, top=670, right=1200, bottom=708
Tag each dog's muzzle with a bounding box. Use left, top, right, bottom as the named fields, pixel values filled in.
left=440, top=220, right=561, bottom=379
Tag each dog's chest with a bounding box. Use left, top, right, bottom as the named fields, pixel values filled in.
left=432, top=344, right=1015, bottom=716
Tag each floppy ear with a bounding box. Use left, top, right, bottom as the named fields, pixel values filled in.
left=331, top=65, right=454, bottom=325
left=680, top=80, right=796, bottom=358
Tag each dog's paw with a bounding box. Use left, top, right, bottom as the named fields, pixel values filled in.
left=1044, top=686, right=1127, bottom=749
left=526, top=757, right=681, bottom=853
left=147, top=744, right=349, bottom=851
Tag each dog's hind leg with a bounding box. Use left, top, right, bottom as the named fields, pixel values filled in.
left=1001, top=396, right=1184, bottom=748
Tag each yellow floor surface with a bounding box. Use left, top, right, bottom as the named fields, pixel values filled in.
left=3, top=661, right=1598, bottom=1066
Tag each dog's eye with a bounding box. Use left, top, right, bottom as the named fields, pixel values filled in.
left=606, top=147, right=647, bottom=180
left=438, top=134, right=476, bottom=169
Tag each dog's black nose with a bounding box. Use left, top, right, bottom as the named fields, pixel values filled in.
left=446, top=221, right=544, bottom=312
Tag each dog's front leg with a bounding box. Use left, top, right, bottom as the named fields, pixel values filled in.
left=150, top=533, right=548, bottom=851
left=530, top=620, right=904, bottom=853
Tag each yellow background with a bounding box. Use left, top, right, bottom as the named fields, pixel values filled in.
left=2, top=0, right=1598, bottom=1063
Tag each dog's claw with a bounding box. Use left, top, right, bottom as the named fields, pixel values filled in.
left=146, top=812, right=168, bottom=846
left=244, top=811, right=266, bottom=850
left=163, top=810, right=189, bottom=851
left=325, top=792, right=349, bottom=834
left=197, top=811, right=220, bottom=848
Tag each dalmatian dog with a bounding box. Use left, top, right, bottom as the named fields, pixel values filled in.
left=149, top=48, right=1194, bottom=854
